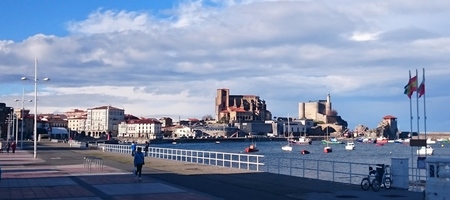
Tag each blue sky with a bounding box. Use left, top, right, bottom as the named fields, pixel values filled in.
left=1, top=0, right=450, bottom=132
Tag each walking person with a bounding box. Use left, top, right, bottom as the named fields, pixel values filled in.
left=131, top=141, right=136, bottom=156
left=133, top=147, right=145, bottom=181
left=0, top=141, right=3, bottom=153
left=144, top=141, right=149, bottom=157
left=6, top=141, right=11, bottom=153
left=11, top=141, right=16, bottom=153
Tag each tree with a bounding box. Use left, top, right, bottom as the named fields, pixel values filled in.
left=327, top=109, right=338, bottom=116
left=202, top=114, right=213, bottom=121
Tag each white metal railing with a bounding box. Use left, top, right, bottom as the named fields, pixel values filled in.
left=263, top=157, right=427, bottom=187
left=97, top=144, right=264, bottom=171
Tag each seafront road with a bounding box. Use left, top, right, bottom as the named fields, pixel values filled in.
left=0, top=142, right=423, bottom=200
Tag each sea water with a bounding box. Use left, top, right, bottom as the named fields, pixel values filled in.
left=150, top=140, right=450, bottom=169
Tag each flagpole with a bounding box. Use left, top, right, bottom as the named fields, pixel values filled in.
left=423, top=68, right=427, bottom=139
left=416, top=69, right=420, bottom=138
left=408, top=70, right=414, bottom=188
left=409, top=70, right=413, bottom=138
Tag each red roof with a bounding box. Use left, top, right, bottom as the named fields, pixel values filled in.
left=383, top=115, right=397, bottom=119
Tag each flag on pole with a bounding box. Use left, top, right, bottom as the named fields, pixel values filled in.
left=418, top=78, right=425, bottom=98
left=404, top=75, right=418, bottom=98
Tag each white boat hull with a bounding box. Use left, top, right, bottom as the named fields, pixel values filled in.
left=417, top=146, right=433, bottom=156
left=282, top=145, right=293, bottom=151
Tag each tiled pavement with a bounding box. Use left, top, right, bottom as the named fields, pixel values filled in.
left=0, top=150, right=217, bottom=200
left=0, top=143, right=424, bottom=200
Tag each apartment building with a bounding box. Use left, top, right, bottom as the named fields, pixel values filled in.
left=86, top=106, right=125, bottom=138
left=118, top=118, right=162, bottom=139
left=65, top=109, right=87, bottom=134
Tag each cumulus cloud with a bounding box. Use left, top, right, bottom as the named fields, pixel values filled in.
left=1, top=0, right=450, bottom=131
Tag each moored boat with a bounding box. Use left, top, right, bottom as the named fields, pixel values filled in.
left=345, top=142, right=355, bottom=150
left=289, top=136, right=312, bottom=145
left=417, top=146, right=433, bottom=156
left=282, top=145, right=293, bottom=151
left=427, top=138, right=436, bottom=145
left=245, top=144, right=259, bottom=153
left=375, top=137, right=388, bottom=144
left=322, top=138, right=344, bottom=144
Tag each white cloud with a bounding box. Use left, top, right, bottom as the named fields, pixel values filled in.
left=2, top=0, right=450, bottom=131
left=350, top=32, right=380, bottom=41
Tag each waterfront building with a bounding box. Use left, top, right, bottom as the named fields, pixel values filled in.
left=0, top=103, right=13, bottom=139
left=269, top=117, right=315, bottom=137
left=39, top=114, right=67, bottom=128
left=118, top=118, right=162, bottom=139
left=85, top=105, right=125, bottom=138
left=159, top=117, right=173, bottom=127
left=66, top=109, right=87, bottom=134
left=173, top=126, right=197, bottom=138
left=215, top=88, right=272, bottom=124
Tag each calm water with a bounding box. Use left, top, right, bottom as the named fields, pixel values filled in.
left=150, top=140, right=450, bottom=168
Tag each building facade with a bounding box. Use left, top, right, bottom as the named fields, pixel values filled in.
left=66, top=109, right=87, bottom=134
left=86, top=106, right=125, bottom=138
left=0, top=103, right=13, bottom=139
left=215, top=88, right=272, bottom=124
left=118, top=118, right=162, bottom=139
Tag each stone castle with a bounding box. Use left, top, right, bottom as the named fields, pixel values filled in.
left=298, top=94, right=348, bottom=134
left=215, top=88, right=272, bottom=124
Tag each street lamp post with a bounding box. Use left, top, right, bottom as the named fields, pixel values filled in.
left=21, top=58, right=50, bottom=158
left=16, top=88, right=33, bottom=149
left=14, top=100, right=20, bottom=145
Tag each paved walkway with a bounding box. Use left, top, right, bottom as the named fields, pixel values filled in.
left=0, top=142, right=424, bottom=200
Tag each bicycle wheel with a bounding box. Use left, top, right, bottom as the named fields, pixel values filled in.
left=361, top=178, right=370, bottom=191
left=371, top=179, right=380, bottom=192
left=384, top=177, right=392, bottom=189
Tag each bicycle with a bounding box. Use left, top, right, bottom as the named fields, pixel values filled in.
left=360, top=164, right=392, bottom=192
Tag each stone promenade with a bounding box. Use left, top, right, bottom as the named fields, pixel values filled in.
left=0, top=142, right=424, bottom=200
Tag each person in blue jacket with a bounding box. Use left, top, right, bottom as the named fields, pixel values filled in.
left=133, top=147, right=145, bottom=181
left=131, top=141, right=136, bottom=156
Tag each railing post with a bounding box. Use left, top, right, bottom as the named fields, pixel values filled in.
left=332, top=161, right=335, bottom=182
left=302, top=159, right=305, bottom=177
left=290, top=159, right=292, bottom=176
left=316, top=161, right=319, bottom=179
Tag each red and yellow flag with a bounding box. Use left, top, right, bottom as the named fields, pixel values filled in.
left=404, top=75, right=417, bottom=98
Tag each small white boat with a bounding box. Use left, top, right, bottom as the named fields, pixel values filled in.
left=417, top=146, right=434, bottom=156
left=427, top=138, right=436, bottom=145
left=215, top=141, right=220, bottom=144
left=345, top=142, right=355, bottom=150
left=282, top=145, right=293, bottom=151
left=323, top=146, right=332, bottom=153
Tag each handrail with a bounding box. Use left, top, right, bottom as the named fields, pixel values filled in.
left=263, top=157, right=427, bottom=188
left=98, top=144, right=264, bottom=171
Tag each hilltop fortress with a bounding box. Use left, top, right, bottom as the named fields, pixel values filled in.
left=299, top=94, right=348, bottom=134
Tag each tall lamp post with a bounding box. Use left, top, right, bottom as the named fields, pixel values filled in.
left=14, top=100, right=20, bottom=145
left=16, top=88, right=33, bottom=149
left=21, top=58, right=50, bottom=158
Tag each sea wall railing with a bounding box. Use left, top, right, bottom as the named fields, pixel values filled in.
left=97, top=144, right=264, bottom=171
left=95, top=143, right=426, bottom=188
left=262, top=157, right=427, bottom=188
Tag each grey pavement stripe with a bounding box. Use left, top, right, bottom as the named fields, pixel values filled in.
left=93, top=182, right=186, bottom=196
left=0, top=177, right=77, bottom=188
left=69, top=176, right=111, bottom=200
